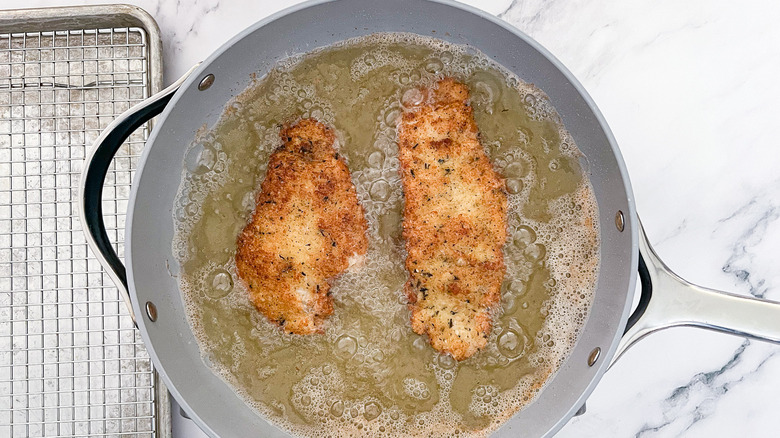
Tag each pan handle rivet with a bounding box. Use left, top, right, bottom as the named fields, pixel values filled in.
left=615, top=210, right=625, bottom=232
left=587, top=347, right=601, bottom=366
left=145, top=302, right=157, bottom=322
left=198, top=73, right=215, bottom=91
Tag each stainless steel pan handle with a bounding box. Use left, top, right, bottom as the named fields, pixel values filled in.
left=613, top=217, right=780, bottom=365
left=78, top=66, right=198, bottom=324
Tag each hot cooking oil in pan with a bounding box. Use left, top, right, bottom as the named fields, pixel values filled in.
left=172, top=33, right=599, bottom=437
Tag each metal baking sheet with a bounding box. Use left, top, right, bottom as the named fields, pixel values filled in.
left=0, top=5, right=169, bottom=437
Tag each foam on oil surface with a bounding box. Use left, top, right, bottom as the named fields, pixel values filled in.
left=172, top=33, right=600, bottom=437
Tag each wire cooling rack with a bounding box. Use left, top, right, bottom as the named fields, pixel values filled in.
left=0, top=6, right=168, bottom=437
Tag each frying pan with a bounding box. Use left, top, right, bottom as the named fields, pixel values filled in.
left=77, top=0, right=780, bottom=436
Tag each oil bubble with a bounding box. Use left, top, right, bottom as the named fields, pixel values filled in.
left=384, top=107, right=401, bottom=126
left=504, top=161, right=526, bottom=178
left=517, top=126, right=533, bottom=144
left=363, top=402, right=382, bottom=421
left=174, top=206, right=187, bottom=222
left=335, top=335, right=358, bottom=360
left=205, top=269, right=233, bottom=299
left=184, top=202, right=199, bottom=217
left=502, top=294, right=518, bottom=314
left=472, top=81, right=495, bottom=114
left=239, top=191, right=255, bottom=213
left=185, top=142, right=217, bottom=175
left=437, top=354, right=457, bottom=370
left=202, top=352, right=214, bottom=368
left=368, top=150, right=385, bottom=168
left=514, top=225, right=537, bottom=246
left=424, top=58, right=443, bottom=74
left=412, top=336, right=428, bottom=352
left=525, top=243, right=546, bottom=261
left=402, top=88, right=425, bottom=108
left=369, top=180, right=391, bottom=202
left=471, top=70, right=503, bottom=115
left=506, top=178, right=523, bottom=194
left=389, top=328, right=404, bottom=343
left=330, top=401, right=344, bottom=417
left=309, top=106, right=324, bottom=120
left=498, top=329, right=527, bottom=359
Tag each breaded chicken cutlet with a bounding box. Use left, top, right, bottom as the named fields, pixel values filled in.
left=235, top=118, right=368, bottom=335
left=397, top=78, right=508, bottom=360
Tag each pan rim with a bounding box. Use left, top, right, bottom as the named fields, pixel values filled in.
left=125, top=0, right=639, bottom=436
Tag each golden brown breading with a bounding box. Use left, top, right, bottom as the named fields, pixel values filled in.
left=235, top=118, right=368, bottom=335
left=397, top=78, right=508, bottom=360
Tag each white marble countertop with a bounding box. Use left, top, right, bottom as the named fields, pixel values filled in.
left=12, top=0, right=780, bottom=436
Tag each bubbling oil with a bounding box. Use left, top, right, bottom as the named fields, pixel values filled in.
left=172, top=33, right=600, bottom=437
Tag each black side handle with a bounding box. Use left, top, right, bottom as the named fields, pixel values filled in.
left=78, top=66, right=196, bottom=323
left=625, top=253, right=652, bottom=333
